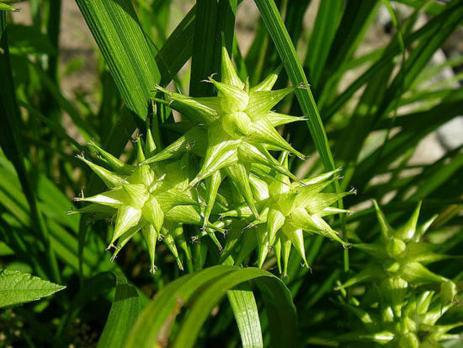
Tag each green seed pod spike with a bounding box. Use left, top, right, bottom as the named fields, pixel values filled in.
left=77, top=155, right=127, bottom=188
left=111, top=206, right=142, bottom=246
left=250, top=69, right=279, bottom=92
left=203, top=170, right=222, bottom=228
left=145, top=128, right=157, bottom=155
left=396, top=202, right=422, bottom=241
left=142, top=127, right=207, bottom=165
left=257, top=226, right=270, bottom=269
left=341, top=202, right=454, bottom=292
left=282, top=236, right=292, bottom=276
left=88, top=140, right=133, bottom=174
left=142, top=225, right=158, bottom=274
left=266, top=112, right=307, bottom=127
left=221, top=46, right=245, bottom=89
left=373, top=200, right=393, bottom=239
left=226, top=164, right=259, bottom=218
left=135, top=138, right=146, bottom=163
left=73, top=189, right=126, bottom=208
left=282, top=225, right=309, bottom=268
left=163, top=232, right=184, bottom=271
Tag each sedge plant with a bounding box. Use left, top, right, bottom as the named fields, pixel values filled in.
left=74, top=47, right=350, bottom=275
left=0, top=0, right=462, bottom=347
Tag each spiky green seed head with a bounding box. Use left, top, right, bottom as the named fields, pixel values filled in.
left=337, top=287, right=461, bottom=347
left=145, top=47, right=306, bottom=223
left=222, top=153, right=349, bottom=274
left=74, top=135, right=206, bottom=273
left=340, top=202, right=454, bottom=300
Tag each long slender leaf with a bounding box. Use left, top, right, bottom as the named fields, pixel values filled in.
left=254, top=0, right=336, bottom=174
left=75, top=0, right=160, bottom=119
left=323, top=0, right=462, bottom=119
left=189, top=0, right=237, bottom=97
left=318, top=0, right=378, bottom=106
left=126, top=266, right=298, bottom=348
left=97, top=273, right=146, bottom=348
left=156, top=5, right=196, bottom=85
left=228, top=289, right=264, bottom=348
left=189, top=0, right=219, bottom=97
left=305, top=0, right=343, bottom=89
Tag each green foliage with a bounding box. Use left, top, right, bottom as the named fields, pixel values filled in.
left=76, top=0, right=160, bottom=119
left=336, top=205, right=460, bottom=347
left=0, top=0, right=462, bottom=346
left=228, top=288, right=263, bottom=348
left=126, top=266, right=297, bottom=348
left=97, top=272, right=146, bottom=348
left=0, top=269, right=65, bottom=308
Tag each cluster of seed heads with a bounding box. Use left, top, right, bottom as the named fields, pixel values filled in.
left=336, top=203, right=461, bottom=347
left=73, top=47, right=351, bottom=273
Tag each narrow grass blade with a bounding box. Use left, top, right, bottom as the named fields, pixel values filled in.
left=402, top=149, right=463, bottom=202
left=156, top=5, right=196, bottom=84
left=0, top=153, right=114, bottom=275
left=45, top=0, right=61, bottom=82
left=0, top=2, right=16, bottom=11
left=0, top=13, right=60, bottom=281
left=377, top=0, right=463, bottom=119
left=305, top=0, right=343, bottom=89
left=396, top=0, right=446, bottom=15
left=323, top=0, right=462, bottom=119
left=353, top=94, right=463, bottom=190
left=254, top=0, right=336, bottom=174
left=318, top=0, right=378, bottom=105
left=126, top=266, right=298, bottom=348
left=97, top=272, right=146, bottom=348
left=76, top=0, right=160, bottom=119
left=189, top=0, right=219, bottom=97
left=227, top=289, right=263, bottom=348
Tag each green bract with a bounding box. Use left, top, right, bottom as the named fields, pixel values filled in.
left=74, top=131, right=214, bottom=273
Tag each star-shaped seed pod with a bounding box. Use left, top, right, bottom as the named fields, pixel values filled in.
left=221, top=152, right=349, bottom=274
left=73, top=130, right=215, bottom=273
left=143, top=47, right=306, bottom=227
left=338, top=201, right=456, bottom=313
left=337, top=284, right=461, bottom=348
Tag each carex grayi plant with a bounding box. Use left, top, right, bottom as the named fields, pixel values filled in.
left=73, top=46, right=349, bottom=274
left=2, top=0, right=463, bottom=346
left=335, top=202, right=461, bottom=347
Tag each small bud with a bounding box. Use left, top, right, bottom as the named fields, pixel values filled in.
left=386, top=238, right=406, bottom=257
